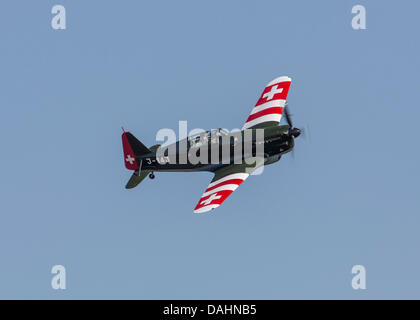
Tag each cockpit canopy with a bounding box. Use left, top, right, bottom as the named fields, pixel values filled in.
left=188, top=128, right=230, bottom=147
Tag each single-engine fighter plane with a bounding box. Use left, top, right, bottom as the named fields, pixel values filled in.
left=122, top=76, right=302, bottom=213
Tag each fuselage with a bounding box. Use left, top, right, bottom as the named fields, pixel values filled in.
left=139, top=125, right=297, bottom=173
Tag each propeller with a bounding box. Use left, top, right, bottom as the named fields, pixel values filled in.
left=301, top=124, right=311, bottom=143
left=284, top=104, right=301, bottom=138
left=284, top=103, right=293, bottom=128
left=284, top=103, right=302, bottom=159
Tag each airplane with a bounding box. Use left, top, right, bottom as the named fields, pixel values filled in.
left=121, top=76, right=302, bottom=213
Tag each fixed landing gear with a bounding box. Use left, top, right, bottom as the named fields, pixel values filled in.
left=149, top=172, right=155, bottom=180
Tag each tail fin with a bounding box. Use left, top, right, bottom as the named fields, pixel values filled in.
left=122, top=131, right=152, bottom=170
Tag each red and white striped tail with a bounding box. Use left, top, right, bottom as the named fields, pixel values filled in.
left=242, top=76, right=292, bottom=130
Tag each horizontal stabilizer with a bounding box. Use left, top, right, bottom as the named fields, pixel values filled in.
left=124, top=132, right=151, bottom=156
left=125, top=169, right=150, bottom=189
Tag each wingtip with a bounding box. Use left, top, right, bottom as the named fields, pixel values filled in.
left=267, top=76, right=292, bottom=86
left=193, top=204, right=219, bottom=214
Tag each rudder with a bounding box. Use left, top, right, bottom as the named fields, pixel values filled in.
left=122, top=131, right=152, bottom=170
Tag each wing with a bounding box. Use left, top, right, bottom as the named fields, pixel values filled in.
left=243, top=76, right=292, bottom=130
left=193, top=158, right=264, bottom=213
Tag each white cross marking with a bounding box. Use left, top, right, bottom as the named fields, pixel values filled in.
left=125, top=154, right=135, bottom=165
left=200, top=193, right=222, bottom=206
left=263, top=85, right=283, bottom=101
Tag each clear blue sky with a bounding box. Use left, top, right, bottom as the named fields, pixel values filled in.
left=0, top=0, right=419, bottom=299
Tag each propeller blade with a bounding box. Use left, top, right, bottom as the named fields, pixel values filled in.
left=284, top=104, right=293, bottom=128
left=301, top=124, right=311, bottom=143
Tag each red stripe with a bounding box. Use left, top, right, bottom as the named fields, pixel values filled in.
left=205, top=179, right=245, bottom=193
left=246, top=107, right=283, bottom=123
